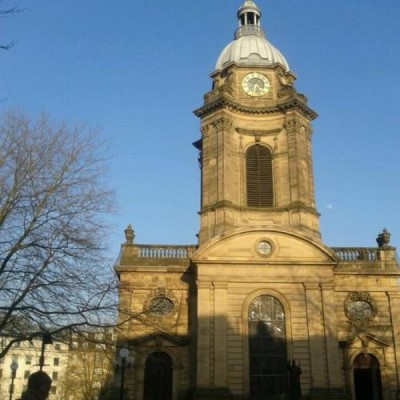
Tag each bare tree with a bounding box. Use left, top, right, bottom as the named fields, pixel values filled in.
left=0, top=110, right=119, bottom=358
left=1, top=0, right=19, bottom=50
left=59, top=332, right=115, bottom=400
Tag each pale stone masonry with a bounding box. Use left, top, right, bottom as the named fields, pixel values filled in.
left=114, top=2, right=400, bottom=400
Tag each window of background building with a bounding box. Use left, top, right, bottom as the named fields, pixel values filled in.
left=24, top=370, right=30, bottom=379
left=52, top=371, right=58, bottom=381
left=53, top=358, right=59, bottom=366
left=55, top=344, right=61, bottom=350
left=26, top=356, right=32, bottom=365
left=51, top=386, right=57, bottom=394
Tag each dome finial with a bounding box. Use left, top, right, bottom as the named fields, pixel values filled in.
left=214, top=1, right=290, bottom=72
left=236, top=0, right=265, bottom=39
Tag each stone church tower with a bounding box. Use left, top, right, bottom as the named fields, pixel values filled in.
left=114, top=2, right=400, bottom=400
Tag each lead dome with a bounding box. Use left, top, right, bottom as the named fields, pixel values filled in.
left=215, top=1, right=289, bottom=72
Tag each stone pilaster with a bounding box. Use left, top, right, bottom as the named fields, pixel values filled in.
left=321, top=283, right=345, bottom=390
left=213, top=282, right=228, bottom=387
left=285, top=114, right=300, bottom=203
left=387, top=292, right=400, bottom=391
left=197, top=281, right=212, bottom=386
left=304, top=283, right=325, bottom=388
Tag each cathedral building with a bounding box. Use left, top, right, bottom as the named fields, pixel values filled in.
left=114, top=2, right=400, bottom=400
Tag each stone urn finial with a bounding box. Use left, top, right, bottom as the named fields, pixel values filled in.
left=376, top=228, right=391, bottom=248
left=124, top=224, right=135, bottom=244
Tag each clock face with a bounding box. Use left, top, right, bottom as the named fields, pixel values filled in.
left=242, top=72, right=270, bottom=97
left=149, top=296, right=174, bottom=316
left=256, top=240, right=273, bottom=256
left=346, top=300, right=373, bottom=320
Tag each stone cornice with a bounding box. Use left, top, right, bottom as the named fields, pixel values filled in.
left=199, top=200, right=320, bottom=217
left=193, top=95, right=318, bottom=120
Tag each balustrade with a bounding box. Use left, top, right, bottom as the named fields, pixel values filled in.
left=137, top=245, right=379, bottom=262
left=332, top=247, right=378, bottom=262
left=137, top=245, right=196, bottom=259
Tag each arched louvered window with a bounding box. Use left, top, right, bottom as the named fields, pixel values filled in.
left=246, top=145, right=273, bottom=207
left=248, top=295, right=287, bottom=399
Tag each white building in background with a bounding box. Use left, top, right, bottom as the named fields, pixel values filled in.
left=0, top=328, right=116, bottom=400
left=0, top=336, right=69, bottom=400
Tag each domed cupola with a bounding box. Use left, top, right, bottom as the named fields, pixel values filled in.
left=215, top=0, right=289, bottom=72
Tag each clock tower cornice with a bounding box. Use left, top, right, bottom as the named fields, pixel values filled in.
left=193, top=94, right=317, bottom=120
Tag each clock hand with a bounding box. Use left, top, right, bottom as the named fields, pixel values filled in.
left=253, top=83, right=260, bottom=94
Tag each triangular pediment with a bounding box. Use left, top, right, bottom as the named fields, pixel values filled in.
left=131, top=332, right=189, bottom=347
left=339, top=332, right=391, bottom=349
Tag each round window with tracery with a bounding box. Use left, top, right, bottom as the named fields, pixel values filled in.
left=149, top=296, right=174, bottom=316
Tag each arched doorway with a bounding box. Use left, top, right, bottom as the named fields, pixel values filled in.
left=143, top=352, right=173, bottom=400
left=353, top=353, right=383, bottom=400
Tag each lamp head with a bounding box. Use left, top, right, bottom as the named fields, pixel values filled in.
left=119, top=348, right=129, bottom=359
left=10, top=360, right=19, bottom=372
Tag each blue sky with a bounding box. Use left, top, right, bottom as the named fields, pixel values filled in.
left=2, top=1, right=400, bottom=257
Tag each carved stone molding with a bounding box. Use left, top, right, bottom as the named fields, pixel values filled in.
left=277, top=85, right=295, bottom=99
left=212, top=116, right=232, bottom=132
left=300, top=125, right=313, bottom=136
left=277, top=71, right=295, bottom=87
left=284, top=117, right=299, bottom=132
left=142, top=287, right=180, bottom=328
left=344, top=291, right=377, bottom=329
left=194, top=96, right=318, bottom=120
left=339, top=332, right=391, bottom=353
left=277, top=72, right=295, bottom=99
left=284, top=117, right=313, bottom=137
left=201, top=124, right=210, bottom=137
left=235, top=127, right=281, bottom=137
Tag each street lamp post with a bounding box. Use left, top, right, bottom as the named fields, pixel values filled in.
left=9, top=360, right=18, bottom=400
left=119, top=348, right=129, bottom=400
left=39, top=332, right=53, bottom=371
